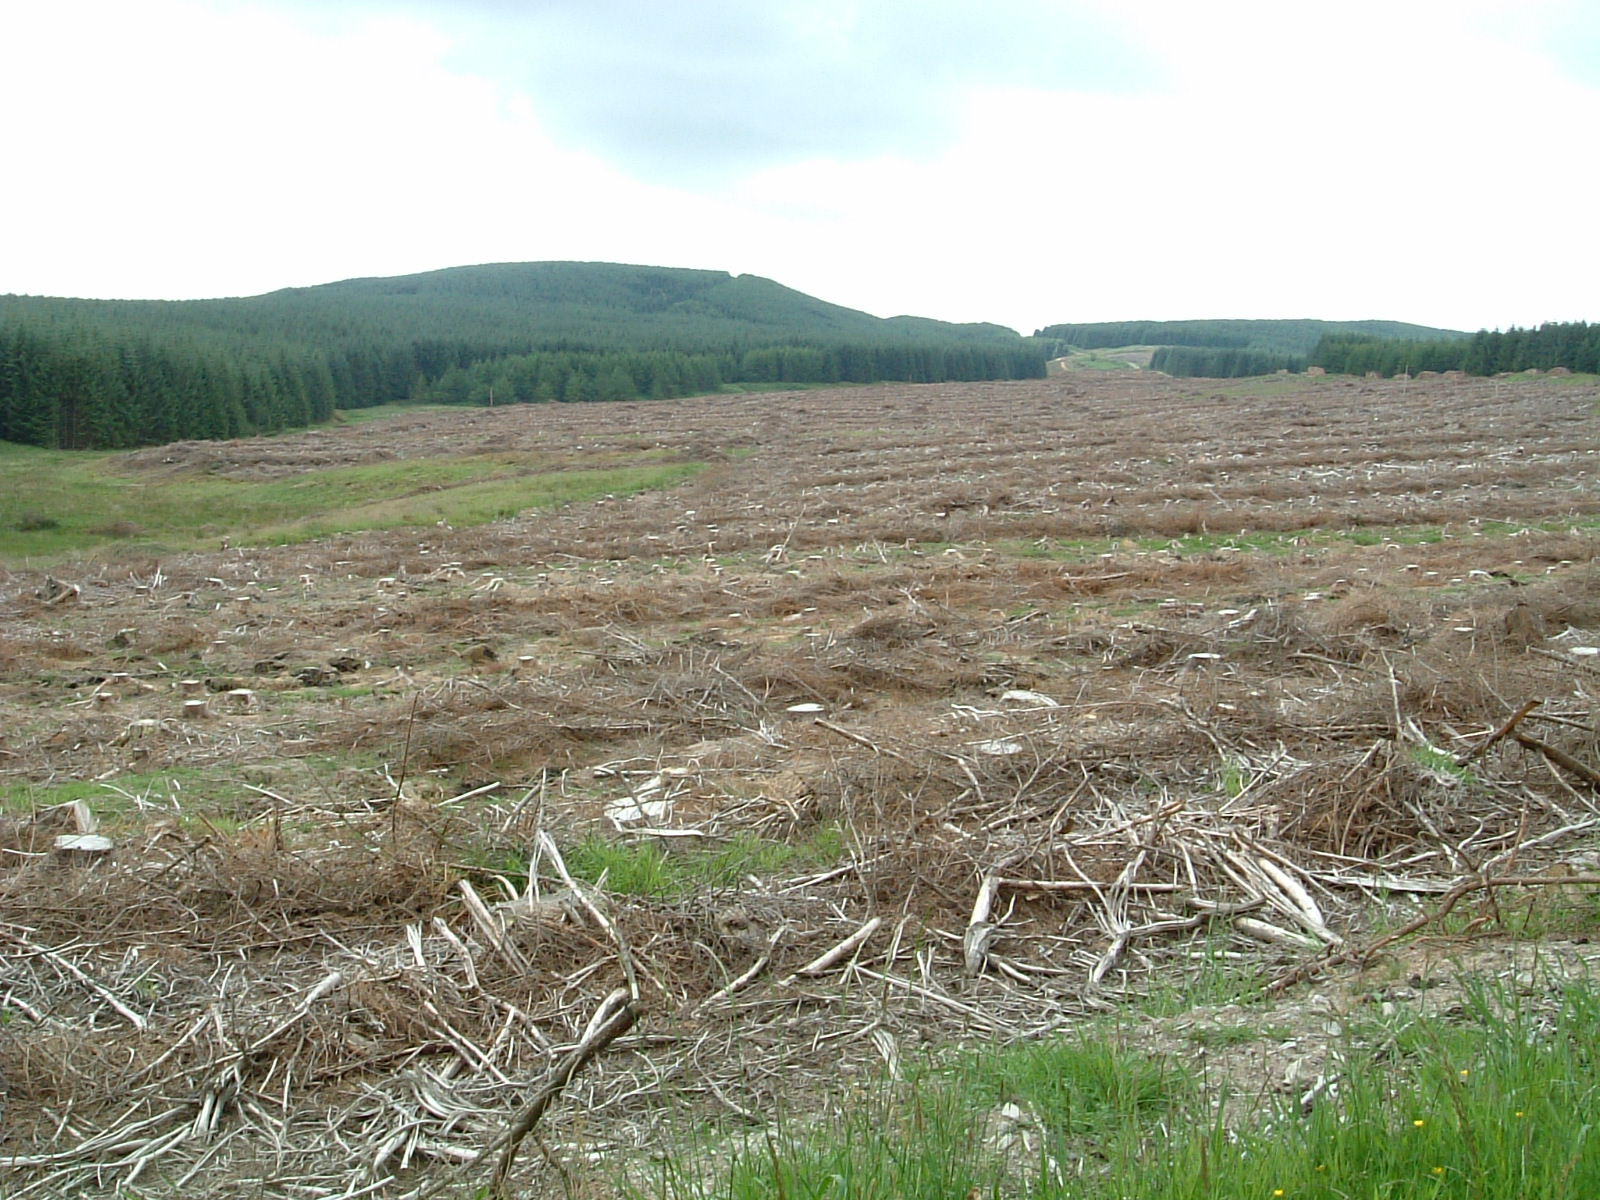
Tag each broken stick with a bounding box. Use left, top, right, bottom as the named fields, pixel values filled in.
left=781, top=916, right=883, bottom=984
left=490, top=987, right=637, bottom=1198
left=964, top=872, right=1000, bottom=977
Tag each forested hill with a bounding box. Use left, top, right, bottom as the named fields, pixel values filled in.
left=271, top=262, right=1024, bottom=348
left=0, top=262, right=1044, bottom=449
left=1034, top=318, right=1465, bottom=355
left=1034, top=318, right=1468, bottom=378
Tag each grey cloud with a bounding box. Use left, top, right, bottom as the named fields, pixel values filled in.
left=304, top=0, right=1153, bottom=180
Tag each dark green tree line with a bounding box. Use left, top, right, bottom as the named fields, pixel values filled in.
left=1310, top=323, right=1600, bottom=377
left=1149, top=347, right=1306, bottom=378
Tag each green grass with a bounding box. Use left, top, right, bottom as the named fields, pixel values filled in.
left=1410, top=744, right=1482, bottom=786
left=1219, top=757, right=1250, bottom=799
left=1502, top=890, right=1600, bottom=940
left=252, top=460, right=705, bottom=544
left=0, top=439, right=708, bottom=560
left=842, top=510, right=1600, bottom=578
left=630, top=974, right=1600, bottom=1200
left=1187, top=1021, right=1290, bottom=1048
left=1052, top=346, right=1151, bottom=372
left=1139, top=934, right=1266, bottom=1016
left=1521, top=371, right=1600, bottom=388
left=958, top=1035, right=1191, bottom=1131
left=0, top=756, right=378, bottom=833
left=566, top=828, right=845, bottom=898
left=0, top=767, right=253, bottom=822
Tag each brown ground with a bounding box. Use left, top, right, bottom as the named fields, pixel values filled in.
left=2, top=371, right=1599, bottom=1197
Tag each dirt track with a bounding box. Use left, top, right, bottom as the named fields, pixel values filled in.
left=2, top=372, right=1599, bottom=1197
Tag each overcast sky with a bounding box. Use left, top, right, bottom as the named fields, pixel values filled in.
left=4, top=0, right=1598, bottom=333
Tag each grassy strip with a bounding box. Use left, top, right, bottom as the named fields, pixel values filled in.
left=0, top=441, right=706, bottom=560
left=0, top=759, right=372, bottom=833
left=632, top=974, right=1600, bottom=1199
left=251, top=460, right=704, bottom=544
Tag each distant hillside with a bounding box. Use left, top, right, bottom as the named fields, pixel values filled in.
left=281, top=262, right=1029, bottom=348
left=1033, top=318, right=1468, bottom=356
left=0, top=262, right=1045, bottom=449
left=1029, top=318, right=1468, bottom=379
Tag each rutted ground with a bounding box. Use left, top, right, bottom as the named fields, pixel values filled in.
left=1, top=371, right=1598, bottom=1197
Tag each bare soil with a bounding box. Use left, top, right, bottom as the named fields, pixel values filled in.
left=2, top=371, right=1599, bottom=1197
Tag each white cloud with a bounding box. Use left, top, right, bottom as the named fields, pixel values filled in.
left=2, top=0, right=1597, bottom=332
left=293, top=0, right=1153, bottom=180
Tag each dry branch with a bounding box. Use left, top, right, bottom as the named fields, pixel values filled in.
left=782, top=916, right=883, bottom=983
left=815, top=718, right=921, bottom=768
left=964, top=872, right=1001, bottom=976
left=489, top=987, right=638, bottom=1198
left=1459, top=699, right=1541, bottom=765
left=1512, top=731, right=1600, bottom=790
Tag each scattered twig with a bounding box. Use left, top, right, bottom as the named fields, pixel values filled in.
left=814, top=718, right=920, bottom=768
left=1267, top=873, right=1600, bottom=992
left=537, top=830, right=641, bottom=1001
left=997, top=878, right=1182, bottom=894
left=695, top=944, right=777, bottom=1011
left=389, top=693, right=422, bottom=844
left=4, top=932, right=148, bottom=1030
